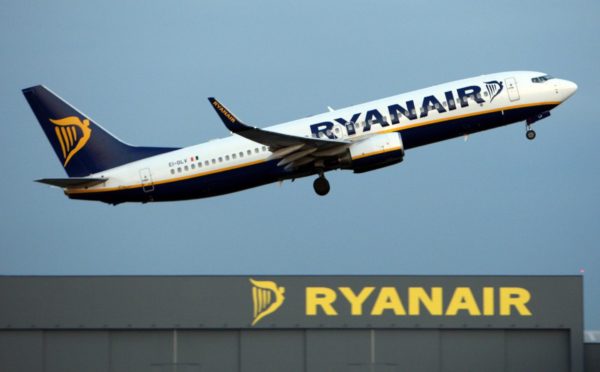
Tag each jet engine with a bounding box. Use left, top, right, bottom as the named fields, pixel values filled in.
left=339, top=132, right=405, bottom=173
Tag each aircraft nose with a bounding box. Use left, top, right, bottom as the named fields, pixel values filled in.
left=560, top=79, right=578, bottom=101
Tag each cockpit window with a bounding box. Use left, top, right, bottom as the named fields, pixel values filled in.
left=531, top=75, right=554, bottom=83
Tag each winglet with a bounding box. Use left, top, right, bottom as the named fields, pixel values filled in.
left=208, top=97, right=253, bottom=133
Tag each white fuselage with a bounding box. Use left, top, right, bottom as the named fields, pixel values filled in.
left=66, top=71, right=577, bottom=203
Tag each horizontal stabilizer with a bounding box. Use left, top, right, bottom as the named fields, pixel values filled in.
left=36, top=177, right=108, bottom=188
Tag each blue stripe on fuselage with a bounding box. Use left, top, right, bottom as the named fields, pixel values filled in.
left=68, top=159, right=289, bottom=204
left=401, top=103, right=556, bottom=149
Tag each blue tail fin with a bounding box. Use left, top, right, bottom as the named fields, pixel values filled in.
left=22, top=85, right=179, bottom=177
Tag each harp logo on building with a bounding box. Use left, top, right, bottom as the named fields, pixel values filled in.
left=250, top=279, right=285, bottom=326
left=49, top=116, right=92, bottom=167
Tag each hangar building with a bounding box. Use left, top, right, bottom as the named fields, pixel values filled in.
left=0, top=275, right=595, bottom=371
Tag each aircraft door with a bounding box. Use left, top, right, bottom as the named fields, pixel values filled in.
left=139, top=168, right=154, bottom=193
left=505, top=77, right=520, bottom=102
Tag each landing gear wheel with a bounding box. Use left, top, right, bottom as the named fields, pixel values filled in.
left=313, top=176, right=330, bottom=196
left=526, top=129, right=536, bottom=140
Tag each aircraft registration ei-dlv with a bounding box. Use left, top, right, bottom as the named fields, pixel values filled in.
left=23, top=71, right=577, bottom=205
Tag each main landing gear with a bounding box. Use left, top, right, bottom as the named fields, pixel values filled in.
left=526, top=124, right=536, bottom=141
left=313, top=172, right=330, bottom=196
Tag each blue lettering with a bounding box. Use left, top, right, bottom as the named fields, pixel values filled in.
left=364, top=109, right=389, bottom=132
left=310, top=85, right=487, bottom=136
left=420, top=95, right=447, bottom=118
left=444, top=91, right=457, bottom=111
left=457, top=86, right=485, bottom=108
left=335, top=113, right=361, bottom=136
left=388, top=101, right=417, bottom=124
left=310, top=121, right=336, bottom=139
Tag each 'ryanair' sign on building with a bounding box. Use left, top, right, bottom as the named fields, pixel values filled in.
left=249, top=278, right=533, bottom=326
left=304, top=286, right=531, bottom=317
left=0, top=276, right=582, bottom=330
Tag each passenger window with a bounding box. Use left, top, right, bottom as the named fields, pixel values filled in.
left=218, top=157, right=223, bottom=162
left=177, top=167, right=182, bottom=173
left=170, top=169, right=175, bottom=175
left=211, top=159, right=216, bottom=164
left=184, top=165, right=189, bottom=171
left=198, top=162, right=202, bottom=168
left=255, top=148, right=259, bottom=153
left=232, top=153, right=237, bottom=159
left=225, top=155, right=230, bottom=161
left=247, top=150, right=252, bottom=155
left=191, top=164, right=195, bottom=169
left=205, top=160, right=209, bottom=166
left=239, top=152, right=244, bottom=158
left=262, top=146, right=267, bottom=152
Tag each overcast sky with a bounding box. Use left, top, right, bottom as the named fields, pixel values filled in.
left=1, top=1, right=598, bottom=328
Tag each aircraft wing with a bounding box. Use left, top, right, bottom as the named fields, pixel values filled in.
left=208, top=97, right=352, bottom=171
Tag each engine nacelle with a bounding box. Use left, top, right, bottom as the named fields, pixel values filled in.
left=341, top=132, right=405, bottom=173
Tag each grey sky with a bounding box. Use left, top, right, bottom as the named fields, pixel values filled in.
left=1, top=1, right=598, bottom=328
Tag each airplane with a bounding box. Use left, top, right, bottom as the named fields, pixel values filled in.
left=23, top=71, right=577, bottom=204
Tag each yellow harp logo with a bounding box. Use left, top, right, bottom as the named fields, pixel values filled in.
left=49, top=116, right=92, bottom=167
left=250, top=278, right=285, bottom=326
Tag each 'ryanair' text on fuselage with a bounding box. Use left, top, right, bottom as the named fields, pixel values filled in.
left=310, top=84, right=489, bottom=139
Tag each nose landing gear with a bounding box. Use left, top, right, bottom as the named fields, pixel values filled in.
left=525, top=112, right=550, bottom=141
left=313, top=172, right=330, bottom=196
left=526, top=129, right=536, bottom=140
left=526, top=124, right=536, bottom=140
